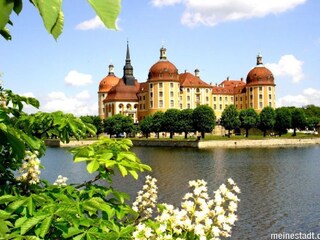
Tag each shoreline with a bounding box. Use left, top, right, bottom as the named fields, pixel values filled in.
left=48, top=138, right=320, bottom=149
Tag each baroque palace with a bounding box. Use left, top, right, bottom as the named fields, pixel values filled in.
left=98, top=43, right=276, bottom=122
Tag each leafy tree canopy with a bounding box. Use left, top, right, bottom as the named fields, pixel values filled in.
left=0, top=0, right=121, bottom=40
left=193, top=105, right=216, bottom=139
left=220, top=105, right=240, bottom=137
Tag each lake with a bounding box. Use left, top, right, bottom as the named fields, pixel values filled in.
left=41, top=145, right=320, bottom=239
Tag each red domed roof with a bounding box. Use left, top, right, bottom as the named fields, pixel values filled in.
left=246, top=54, right=275, bottom=86
left=99, top=74, right=120, bottom=93
left=147, top=47, right=179, bottom=82
left=246, top=66, right=275, bottom=86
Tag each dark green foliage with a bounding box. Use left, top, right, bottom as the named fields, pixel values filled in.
left=259, top=106, right=276, bottom=137
left=163, top=109, right=180, bottom=139
left=239, top=108, right=259, bottom=138
left=192, top=105, right=216, bottom=139
left=275, top=107, right=292, bottom=136
left=178, top=109, right=194, bottom=139
left=220, top=105, right=240, bottom=137
left=291, top=107, right=307, bottom=136
left=104, top=114, right=134, bottom=137
left=151, top=111, right=165, bottom=138
left=138, top=116, right=153, bottom=138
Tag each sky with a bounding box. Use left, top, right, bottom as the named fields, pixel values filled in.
left=1, top=0, right=320, bottom=116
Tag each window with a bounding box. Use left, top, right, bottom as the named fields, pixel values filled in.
left=259, top=86, right=262, bottom=91
left=219, top=104, right=222, bottom=110
left=187, top=96, right=190, bottom=101
left=213, top=96, right=216, bottom=101
left=170, top=100, right=174, bottom=107
left=159, top=83, right=163, bottom=88
left=269, top=102, right=272, bottom=107
left=259, top=94, right=263, bottom=100
left=268, top=86, right=271, bottom=91
left=219, top=97, right=222, bottom=101
left=269, top=94, right=272, bottom=99
left=206, top=96, right=209, bottom=102
left=159, top=91, right=163, bottom=97
left=170, top=83, right=174, bottom=88
left=259, top=102, right=263, bottom=109
left=231, top=96, right=234, bottom=101
left=170, top=91, right=174, bottom=97
left=187, top=103, right=191, bottom=109
left=143, top=96, right=145, bottom=100
left=206, top=89, right=209, bottom=93
left=187, top=88, right=190, bottom=93
left=180, top=104, right=183, bottom=109
left=150, top=92, right=153, bottom=98
left=250, top=87, right=253, bottom=92
left=225, top=97, right=228, bottom=102
left=150, top=101, right=153, bottom=108
left=159, top=100, right=163, bottom=108
left=150, top=83, right=153, bottom=89
left=250, top=95, right=253, bottom=100
left=214, top=104, right=216, bottom=110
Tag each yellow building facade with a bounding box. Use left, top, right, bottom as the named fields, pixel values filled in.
left=98, top=45, right=276, bottom=121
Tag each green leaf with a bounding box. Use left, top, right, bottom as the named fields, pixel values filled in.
left=0, top=0, right=14, bottom=30
left=87, top=0, right=121, bottom=30
left=31, top=0, right=63, bottom=39
left=6, top=198, right=27, bottom=214
left=13, top=0, right=22, bottom=15
left=118, top=165, right=127, bottom=177
left=128, top=170, right=138, bottom=180
left=20, top=214, right=48, bottom=235
left=0, top=27, right=11, bottom=40
left=87, top=160, right=100, bottom=173
left=39, top=215, right=53, bottom=238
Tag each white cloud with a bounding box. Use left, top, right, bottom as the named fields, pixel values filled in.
left=41, top=91, right=97, bottom=116
left=65, top=70, right=93, bottom=86
left=76, top=16, right=105, bottom=30
left=151, top=0, right=182, bottom=7
left=151, top=0, right=306, bottom=27
left=76, top=90, right=91, bottom=100
left=265, top=54, right=304, bottom=83
left=76, top=16, right=121, bottom=31
left=277, top=88, right=320, bottom=107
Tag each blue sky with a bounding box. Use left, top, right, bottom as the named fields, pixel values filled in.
left=1, top=0, right=320, bottom=116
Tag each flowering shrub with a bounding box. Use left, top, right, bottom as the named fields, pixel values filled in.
left=132, top=176, right=240, bottom=240
left=16, top=150, right=41, bottom=185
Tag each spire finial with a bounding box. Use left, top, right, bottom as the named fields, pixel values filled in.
left=126, top=40, right=131, bottom=62
left=160, top=46, right=167, bottom=60
left=256, top=52, right=263, bottom=65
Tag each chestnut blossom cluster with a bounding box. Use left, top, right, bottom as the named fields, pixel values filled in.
left=132, top=177, right=240, bottom=240
left=132, top=175, right=158, bottom=221
left=53, top=175, right=68, bottom=186
left=16, top=151, right=41, bottom=185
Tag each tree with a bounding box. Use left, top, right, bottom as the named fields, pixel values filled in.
left=192, top=105, right=216, bottom=139
left=151, top=111, right=165, bottom=138
left=259, top=106, right=276, bottom=137
left=163, top=109, right=180, bottom=139
left=139, top=116, right=153, bottom=138
left=178, top=109, right=194, bottom=139
left=220, top=105, right=240, bottom=137
left=104, top=114, right=134, bottom=137
left=81, top=115, right=104, bottom=137
left=0, top=0, right=121, bottom=40
left=275, top=107, right=292, bottom=136
left=239, top=108, right=259, bottom=138
left=291, top=107, right=307, bottom=136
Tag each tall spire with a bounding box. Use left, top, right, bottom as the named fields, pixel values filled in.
left=126, top=41, right=131, bottom=63
left=123, top=41, right=135, bottom=85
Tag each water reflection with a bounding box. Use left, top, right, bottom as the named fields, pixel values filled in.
left=41, top=145, right=320, bottom=239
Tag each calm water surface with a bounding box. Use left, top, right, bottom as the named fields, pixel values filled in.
left=41, top=145, right=320, bottom=240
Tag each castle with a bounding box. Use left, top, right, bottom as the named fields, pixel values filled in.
left=98, top=43, right=276, bottom=122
